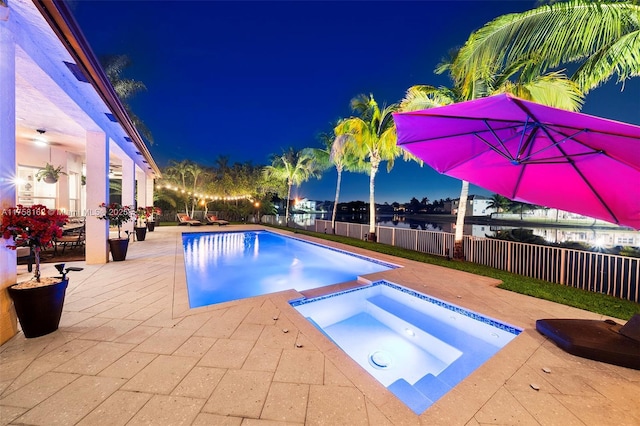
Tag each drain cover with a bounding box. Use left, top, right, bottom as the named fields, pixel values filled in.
left=369, top=351, right=392, bottom=369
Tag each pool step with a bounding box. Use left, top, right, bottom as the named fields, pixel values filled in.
left=387, top=373, right=453, bottom=415
left=366, top=294, right=496, bottom=354
left=414, top=373, right=452, bottom=402
left=388, top=378, right=433, bottom=414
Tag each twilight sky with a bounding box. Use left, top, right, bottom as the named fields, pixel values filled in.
left=71, top=0, right=640, bottom=204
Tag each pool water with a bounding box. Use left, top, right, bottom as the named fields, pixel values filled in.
left=183, top=231, right=396, bottom=307
left=290, top=280, right=522, bottom=415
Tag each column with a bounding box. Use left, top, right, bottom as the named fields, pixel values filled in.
left=0, top=4, right=17, bottom=344
left=146, top=175, right=154, bottom=209
left=120, top=156, right=135, bottom=235
left=136, top=168, right=147, bottom=207
left=85, top=131, right=109, bottom=264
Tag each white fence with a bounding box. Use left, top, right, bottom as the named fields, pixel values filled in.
left=261, top=216, right=639, bottom=303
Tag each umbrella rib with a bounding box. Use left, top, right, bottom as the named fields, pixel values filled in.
left=520, top=151, right=603, bottom=164
left=473, top=133, right=515, bottom=162
left=484, top=120, right=515, bottom=160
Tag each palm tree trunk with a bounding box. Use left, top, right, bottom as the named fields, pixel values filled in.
left=331, top=168, right=343, bottom=233
left=453, top=180, right=469, bottom=260
left=285, top=182, right=292, bottom=224
left=368, top=163, right=378, bottom=241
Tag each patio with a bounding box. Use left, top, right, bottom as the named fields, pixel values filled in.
left=1, top=225, right=638, bottom=425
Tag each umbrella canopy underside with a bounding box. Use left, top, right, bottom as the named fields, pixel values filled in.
left=394, top=94, right=640, bottom=229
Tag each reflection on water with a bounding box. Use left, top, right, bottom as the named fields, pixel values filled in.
left=290, top=213, right=639, bottom=249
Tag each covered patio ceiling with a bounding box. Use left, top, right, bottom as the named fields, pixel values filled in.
left=12, top=0, right=160, bottom=175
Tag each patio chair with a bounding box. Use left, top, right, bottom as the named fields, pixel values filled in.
left=54, top=226, right=85, bottom=255
left=177, top=213, right=203, bottom=226
left=205, top=214, right=229, bottom=226
left=536, top=314, right=640, bottom=370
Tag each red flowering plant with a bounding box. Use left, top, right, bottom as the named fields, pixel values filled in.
left=135, top=207, right=150, bottom=227
left=145, top=206, right=161, bottom=221
left=97, top=203, right=133, bottom=239
left=1, top=204, right=68, bottom=282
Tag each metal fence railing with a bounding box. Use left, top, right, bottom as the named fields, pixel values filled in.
left=260, top=216, right=638, bottom=303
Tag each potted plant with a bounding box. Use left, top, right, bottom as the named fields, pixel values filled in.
left=134, top=207, right=148, bottom=241
left=1, top=204, right=83, bottom=338
left=35, top=163, right=67, bottom=184
left=145, top=206, right=161, bottom=232
left=97, top=202, right=133, bottom=261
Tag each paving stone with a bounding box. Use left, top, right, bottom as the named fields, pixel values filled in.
left=261, top=382, right=309, bottom=423
left=127, top=394, right=205, bottom=426
left=172, top=366, right=226, bottom=399
left=306, top=385, right=368, bottom=426
left=273, top=349, right=324, bottom=384
left=203, top=370, right=273, bottom=418
left=97, top=351, right=157, bottom=379
left=198, top=338, right=254, bottom=368
left=122, top=354, right=197, bottom=394
left=76, top=390, right=152, bottom=426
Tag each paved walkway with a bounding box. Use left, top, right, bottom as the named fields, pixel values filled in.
left=1, top=225, right=639, bottom=425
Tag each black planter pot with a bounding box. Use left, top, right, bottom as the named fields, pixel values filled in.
left=108, top=238, right=129, bottom=261
left=8, top=279, right=68, bottom=338
left=134, top=227, right=147, bottom=241
left=146, top=221, right=156, bottom=232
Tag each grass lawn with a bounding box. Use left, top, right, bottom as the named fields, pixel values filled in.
left=272, top=226, right=638, bottom=320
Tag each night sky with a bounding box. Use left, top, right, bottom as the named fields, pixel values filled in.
left=71, top=0, right=640, bottom=204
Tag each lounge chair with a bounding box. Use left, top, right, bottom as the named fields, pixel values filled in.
left=205, top=214, right=229, bottom=226
left=536, top=314, right=640, bottom=370
left=177, top=213, right=202, bottom=226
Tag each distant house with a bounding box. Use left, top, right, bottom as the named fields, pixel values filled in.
left=451, top=195, right=496, bottom=217
left=296, top=198, right=317, bottom=212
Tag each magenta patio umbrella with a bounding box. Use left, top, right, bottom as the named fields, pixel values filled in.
left=393, top=93, right=640, bottom=229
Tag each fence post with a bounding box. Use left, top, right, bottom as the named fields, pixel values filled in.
left=507, top=241, right=512, bottom=273
left=560, top=249, right=566, bottom=285
left=392, top=228, right=395, bottom=247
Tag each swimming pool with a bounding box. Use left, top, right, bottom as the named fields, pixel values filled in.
left=182, top=231, right=396, bottom=307
left=290, top=280, right=522, bottom=415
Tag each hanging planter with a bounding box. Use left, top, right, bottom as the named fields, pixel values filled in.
left=35, top=163, right=67, bottom=184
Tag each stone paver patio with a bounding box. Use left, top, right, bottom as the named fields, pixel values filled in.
left=1, top=225, right=639, bottom=425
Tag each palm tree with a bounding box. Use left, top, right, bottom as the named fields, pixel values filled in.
left=451, top=0, right=640, bottom=97
left=100, top=54, right=154, bottom=144
left=186, top=163, right=206, bottom=217
left=488, top=194, right=510, bottom=217
left=164, top=160, right=191, bottom=213
left=263, top=147, right=321, bottom=222
left=311, top=124, right=364, bottom=233
left=336, top=94, right=416, bottom=241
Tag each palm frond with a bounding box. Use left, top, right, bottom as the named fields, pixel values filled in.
left=454, top=1, right=640, bottom=96
left=572, top=29, right=640, bottom=90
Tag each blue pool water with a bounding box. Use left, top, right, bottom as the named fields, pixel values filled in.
left=183, top=231, right=396, bottom=307
left=290, top=280, right=522, bottom=415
